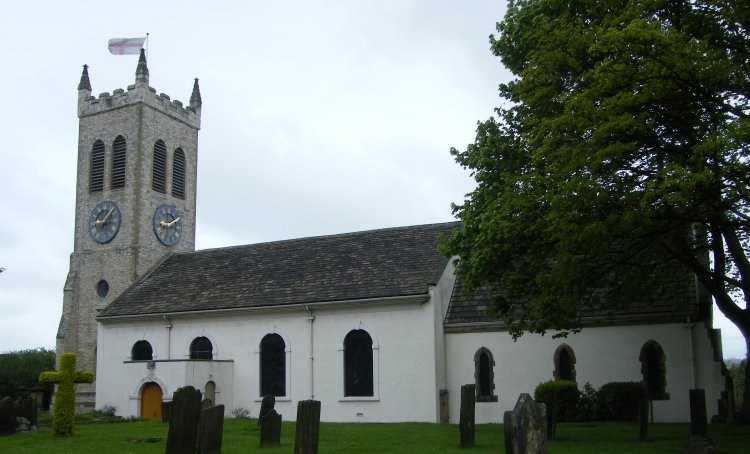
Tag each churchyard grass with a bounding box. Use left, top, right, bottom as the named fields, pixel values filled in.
left=0, top=419, right=747, bottom=453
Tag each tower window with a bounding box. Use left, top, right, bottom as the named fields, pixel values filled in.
left=260, top=334, right=286, bottom=397
left=89, top=140, right=105, bottom=193
left=96, top=280, right=109, bottom=298
left=111, top=135, right=126, bottom=189
left=131, top=340, right=153, bottom=361
left=189, top=336, right=213, bottom=360
left=152, top=140, right=166, bottom=193
left=344, top=329, right=373, bottom=397
left=172, top=148, right=185, bottom=199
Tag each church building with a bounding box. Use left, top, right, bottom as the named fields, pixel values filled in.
left=59, top=52, right=729, bottom=424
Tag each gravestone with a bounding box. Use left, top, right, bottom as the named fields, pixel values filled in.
left=201, top=398, right=212, bottom=410
left=295, top=400, right=321, bottom=454
left=504, top=393, right=548, bottom=454
left=639, top=387, right=648, bottom=442
left=17, top=396, right=37, bottom=427
left=162, top=401, right=173, bottom=423
left=260, top=408, right=282, bottom=448
left=166, top=385, right=203, bottom=454
left=459, top=384, right=475, bottom=448
left=258, top=395, right=275, bottom=426
left=685, top=389, right=715, bottom=454
left=0, top=396, right=17, bottom=435
left=197, top=404, right=224, bottom=454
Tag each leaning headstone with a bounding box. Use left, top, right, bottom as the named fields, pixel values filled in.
left=295, top=400, right=321, bottom=454
left=459, top=384, right=475, bottom=448
left=0, top=396, right=17, bottom=436
left=162, top=401, right=173, bottom=423
left=504, top=393, right=548, bottom=454
left=260, top=409, right=282, bottom=448
left=197, top=404, right=225, bottom=454
left=685, top=389, right=715, bottom=454
left=165, top=385, right=203, bottom=454
left=17, top=396, right=37, bottom=428
left=258, top=395, right=275, bottom=426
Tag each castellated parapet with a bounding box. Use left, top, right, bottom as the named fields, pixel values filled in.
left=78, top=84, right=201, bottom=130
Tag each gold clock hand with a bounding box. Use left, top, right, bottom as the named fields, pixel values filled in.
left=167, top=216, right=181, bottom=227
left=102, top=207, right=114, bottom=222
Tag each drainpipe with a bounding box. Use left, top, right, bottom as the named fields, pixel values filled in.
left=685, top=315, right=696, bottom=389
left=306, top=305, right=315, bottom=399
left=164, top=316, right=172, bottom=360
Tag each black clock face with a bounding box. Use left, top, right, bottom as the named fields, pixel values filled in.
left=153, top=205, right=183, bottom=246
left=88, top=201, right=121, bottom=244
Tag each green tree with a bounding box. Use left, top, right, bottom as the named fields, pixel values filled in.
left=442, top=0, right=750, bottom=421
left=0, top=348, right=55, bottom=398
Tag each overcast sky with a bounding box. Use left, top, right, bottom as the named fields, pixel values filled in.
left=0, top=1, right=744, bottom=359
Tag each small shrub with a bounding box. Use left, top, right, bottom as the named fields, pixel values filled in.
left=576, top=382, right=600, bottom=422
left=534, top=380, right=579, bottom=422
left=231, top=407, right=251, bottom=419
left=598, top=381, right=644, bottom=421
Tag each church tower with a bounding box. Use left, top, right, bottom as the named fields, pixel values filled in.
left=57, top=50, right=201, bottom=410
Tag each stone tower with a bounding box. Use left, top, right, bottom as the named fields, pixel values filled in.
left=56, top=49, right=201, bottom=410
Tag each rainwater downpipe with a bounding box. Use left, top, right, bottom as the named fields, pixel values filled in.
left=164, top=316, right=172, bottom=360
left=685, top=315, right=696, bottom=389
left=307, top=305, right=315, bottom=399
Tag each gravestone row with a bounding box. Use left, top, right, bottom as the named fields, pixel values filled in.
left=164, top=389, right=321, bottom=453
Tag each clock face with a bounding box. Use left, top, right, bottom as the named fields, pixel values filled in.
left=88, top=201, right=121, bottom=244
left=153, top=205, right=183, bottom=246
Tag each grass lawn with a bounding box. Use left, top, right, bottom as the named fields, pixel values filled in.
left=1, top=418, right=747, bottom=453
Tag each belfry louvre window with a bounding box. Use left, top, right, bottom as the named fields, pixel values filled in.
left=260, top=334, right=286, bottom=397
left=344, top=329, right=373, bottom=397
left=131, top=340, right=153, bottom=361
left=152, top=140, right=167, bottom=193
left=189, top=336, right=213, bottom=360
left=172, top=148, right=185, bottom=199
left=111, top=135, right=126, bottom=189
left=89, top=140, right=105, bottom=193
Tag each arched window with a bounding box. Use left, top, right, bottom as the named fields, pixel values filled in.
left=640, top=340, right=668, bottom=400
left=190, top=336, right=213, bottom=360
left=131, top=340, right=153, bottom=361
left=474, top=347, right=497, bottom=402
left=111, top=135, right=126, bottom=189
left=260, top=334, right=286, bottom=397
left=152, top=140, right=167, bottom=193
left=344, top=329, right=373, bottom=397
left=172, top=148, right=185, bottom=199
left=89, top=140, right=105, bottom=193
left=553, top=344, right=577, bottom=382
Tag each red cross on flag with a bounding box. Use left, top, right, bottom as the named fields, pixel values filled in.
left=108, top=37, right=147, bottom=55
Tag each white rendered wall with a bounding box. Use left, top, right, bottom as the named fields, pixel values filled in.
left=445, top=322, right=725, bottom=424
left=96, top=293, right=451, bottom=422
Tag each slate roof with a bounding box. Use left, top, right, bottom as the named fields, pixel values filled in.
left=99, top=222, right=460, bottom=318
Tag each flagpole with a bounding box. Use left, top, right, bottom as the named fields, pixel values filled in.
left=145, top=33, right=149, bottom=58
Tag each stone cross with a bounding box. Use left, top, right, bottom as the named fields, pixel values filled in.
left=39, top=353, right=94, bottom=436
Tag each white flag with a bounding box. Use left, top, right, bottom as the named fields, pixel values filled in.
left=108, top=37, right=147, bottom=55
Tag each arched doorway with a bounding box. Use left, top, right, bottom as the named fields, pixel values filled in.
left=140, top=382, right=163, bottom=421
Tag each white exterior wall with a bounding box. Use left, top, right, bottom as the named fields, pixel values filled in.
left=445, top=322, right=725, bottom=424
left=96, top=289, right=453, bottom=422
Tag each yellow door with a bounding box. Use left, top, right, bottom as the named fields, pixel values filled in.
left=140, top=382, right=163, bottom=421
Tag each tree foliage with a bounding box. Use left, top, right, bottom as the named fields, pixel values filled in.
left=0, top=347, right=55, bottom=398
left=443, top=0, right=750, bottom=419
